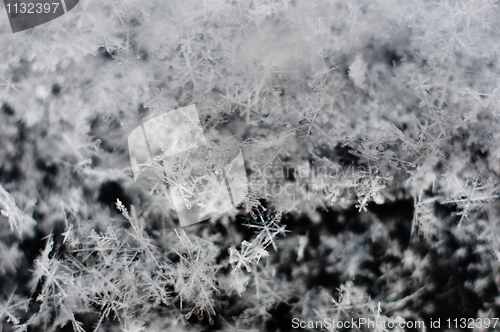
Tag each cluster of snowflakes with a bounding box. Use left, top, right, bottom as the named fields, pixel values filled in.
left=1, top=0, right=500, bottom=331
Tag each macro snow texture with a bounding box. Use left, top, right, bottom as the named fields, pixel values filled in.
left=0, top=0, right=500, bottom=331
